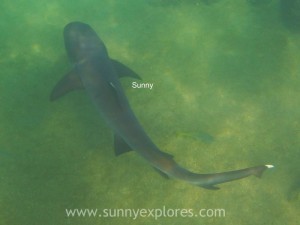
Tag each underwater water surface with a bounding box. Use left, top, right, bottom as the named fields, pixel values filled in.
left=0, top=0, right=299, bottom=224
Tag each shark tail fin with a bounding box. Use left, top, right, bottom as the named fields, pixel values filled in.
left=254, top=165, right=274, bottom=178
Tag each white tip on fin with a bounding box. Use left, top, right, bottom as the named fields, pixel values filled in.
left=265, top=164, right=274, bottom=168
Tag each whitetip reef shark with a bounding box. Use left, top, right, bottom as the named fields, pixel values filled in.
left=50, top=21, right=273, bottom=190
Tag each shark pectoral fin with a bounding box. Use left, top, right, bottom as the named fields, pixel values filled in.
left=153, top=167, right=170, bottom=179
left=111, top=59, right=142, bottom=80
left=50, top=69, right=83, bottom=101
left=114, top=133, right=133, bottom=156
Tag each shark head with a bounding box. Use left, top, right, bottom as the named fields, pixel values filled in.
left=63, top=22, right=108, bottom=64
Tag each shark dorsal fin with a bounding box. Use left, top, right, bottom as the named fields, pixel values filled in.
left=111, top=59, right=141, bottom=80
left=109, top=81, right=127, bottom=110
left=114, top=133, right=133, bottom=156
left=50, top=68, right=83, bottom=101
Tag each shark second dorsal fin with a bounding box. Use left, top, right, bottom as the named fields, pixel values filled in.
left=199, top=185, right=220, bottom=190
left=153, top=167, right=170, bottom=179
left=50, top=68, right=83, bottom=101
left=111, top=59, right=142, bottom=80
left=114, top=133, right=133, bottom=156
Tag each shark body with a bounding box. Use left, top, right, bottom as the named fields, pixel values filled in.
left=51, top=22, right=273, bottom=189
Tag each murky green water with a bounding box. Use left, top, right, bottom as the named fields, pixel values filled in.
left=1, top=0, right=299, bottom=224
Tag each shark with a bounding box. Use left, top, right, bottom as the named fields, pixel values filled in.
left=50, top=21, right=273, bottom=190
